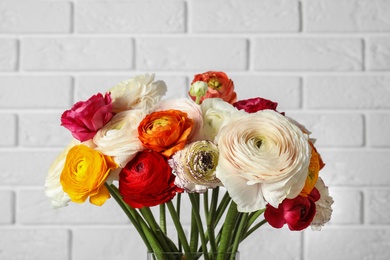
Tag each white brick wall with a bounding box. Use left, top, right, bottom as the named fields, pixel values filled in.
left=1, top=0, right=389, bottom=259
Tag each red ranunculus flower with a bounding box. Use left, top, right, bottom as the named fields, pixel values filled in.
left=119, top=150, right=182, bottom=208
left=61, top=92, right=113, bottom=142
left=233, top=97, right=284, bottom=115
left=189, top=71, right=237, bottom=104
left=264, top=188, right=320, bottom=231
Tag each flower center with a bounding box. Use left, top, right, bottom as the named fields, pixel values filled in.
left=208, top=78, right=222, bottom=90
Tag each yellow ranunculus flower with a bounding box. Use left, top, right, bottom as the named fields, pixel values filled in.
left=60, top=144, right=117, bottom=206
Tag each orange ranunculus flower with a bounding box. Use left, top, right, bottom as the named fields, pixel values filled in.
left=189, top=71, right=237, bottom=104
left=60, top=144, right=117, bottom=206
left=300, top=142, right=325, bottom=197
left=138, top=110, right=194, bottom=157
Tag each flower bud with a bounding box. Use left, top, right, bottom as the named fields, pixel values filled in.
left=189, top=81, right=208, bottom=104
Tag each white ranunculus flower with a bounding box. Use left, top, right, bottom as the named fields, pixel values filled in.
left=200, top=98, right=238, bottom=141
left=93, top=109, right=146, bottom=168
left=311, top=177, right=333, bottom=230
left=216, top=110, right=311, bottom=212
left=153, top=98, right=203, bottom=142
left=45, top=140, right=76, bottom=208
left=109, top=74, right=167, bottom=113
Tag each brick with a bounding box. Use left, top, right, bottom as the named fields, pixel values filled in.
left=366, top=188, right=390, bottom=224
left=305, top=0, right=390, bottom=32
left=0, top=1, right=71, bottom=33
left=367, top=37, right=390, bottom=70
left=0, top=76, right=73, bottom=109
left=17, top=189, right=129, bottom=224
left=0, top=150, right=62, bottom=186
left=287, top=113, right=364, bottom=147
left=306, top=76, right=390, bottom=109
left=75, top=74, right=187, bottom=101
left=253, top=38, right=363, bottom=71
left=0, top=190, right=14, bottom=224
left=240, top=227, right=301, bottom=259
left=368, top=113, right=390, bottom=147
left=72, top=228, right=145, bottom=260
left=75, top=1, right=185, bottom=33
left=21, top=38, right=134, bottom=71
left=0, top=228, right=69, bottom=260
left=19, top=112, right=70, bottom=147
left=0, top=114, right=17, bottom=146
left=232, top=76, right=302, bottom=109
left=192, top=0, right=300, bottom=32
left=328, top=189, right=363, bottom=224
left=319, top=150, right=390, bottom=186
left=305, top=228, right=390, bottom=259
left=136, top=38, right=248, bottom=71
left=0, top=38, right=17, bottom=71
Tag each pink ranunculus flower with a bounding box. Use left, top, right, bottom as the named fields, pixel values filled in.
left=233, top=97, right=284, bottom=115
left=61, top=93, right=114, bottom=142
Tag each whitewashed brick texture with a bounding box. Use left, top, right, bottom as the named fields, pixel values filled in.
left=1, top=0, right=389, bottom=259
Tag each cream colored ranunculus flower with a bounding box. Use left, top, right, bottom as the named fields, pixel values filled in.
left=45, top=140, right=76, bottom=208
left=311, top=177, right=333, bottom=230
left=93, top=109, right=146, bottom=168
left=216, top=110, right=311, bottom=212
left=200, top=98, right=238, bottom=141
left=169, top=140, right=221, bottom=193
left=109, top=74, right=167, bottom=113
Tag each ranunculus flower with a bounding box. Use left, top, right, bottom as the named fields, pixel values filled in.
left=216, top=110, right=311, bottom=212
left=169, top=140, right=221, bottom=193
left=109, top=74, right=167, bottom=113
left=300, top=142, right=324, bottom=197
left=264, top=188, right=320, bottom=231
left=119, top=150, right=182, bottom=208
left=311, top=177, right=333, bottom=230
left=93, top=109, right=147, bottom=168
left=61, top=92, right=113, bottom=142
left=153, top=98, right=203, bottom=142
left=60, top=144, right=117, bottom=206
left=233, top=97, right=284, bottom=114
left=200, top=98, right=238, bottom=141
left=189, top=71, right=237, bottom=104
left=138, top=110, right=194, bottom=157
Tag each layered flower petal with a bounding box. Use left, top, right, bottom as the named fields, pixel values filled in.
left=94, top=109, right=146, bottom=168
left=138, top=110, right=194, bottom=157
left=60, top=144, right=117, bottom=206
left=216, top=110, right=311, bottom=212
left=109, top=74, right=167, bottom=113
left=61, top=93, right=113, bottom=142
left=200, top=98, right=238, bottom=142
left=311, top=177, right=333, bottom=230
left=169, top=140, right=221, bottom=193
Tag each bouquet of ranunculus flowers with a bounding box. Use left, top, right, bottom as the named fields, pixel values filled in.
left=46, top=71, right=333, bottom=260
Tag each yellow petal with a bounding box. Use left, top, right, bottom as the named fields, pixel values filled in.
left=89, top=185, right=111, bottom=206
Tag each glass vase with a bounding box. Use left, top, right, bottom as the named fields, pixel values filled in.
left=147, top=251, right=239, bottom=260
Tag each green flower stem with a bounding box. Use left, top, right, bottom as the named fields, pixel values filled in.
left=228, top=212, right=248, bottom=260
left=215, top=191, right=232, bottom=226
left=246, top=209, right=265, bottom=231
left=104, top=183, right=160, bottom=258
left=217, top=201, right=238, bottom=260
left=241, top=219, right=268, bottom=242
left=160, top=204, right=167, bottom=235
left=167, top=201, right=193, bottom=260
left=190, top=204, right=199, bottom=253
left=207, top=188, right=219, bottom=255
left=203, top=191, right=209, bottom=221
left=189, top=193, right=210, bottom=260
left=176, top=193, right=182, bottom=252
left=139, top=207, right=175, bottom=256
